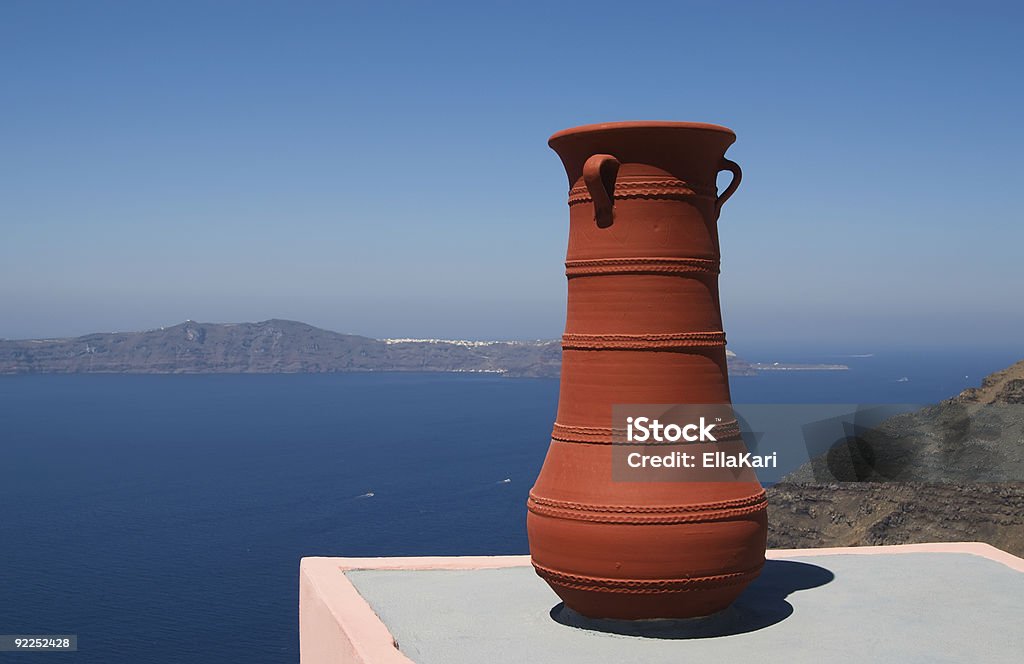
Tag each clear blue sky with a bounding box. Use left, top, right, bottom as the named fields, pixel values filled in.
left=2, top=1, right=1021, bottom=352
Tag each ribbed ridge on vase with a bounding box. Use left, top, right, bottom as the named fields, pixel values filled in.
left=568, top=177, right=717, bottom=206
left=532, top=561, right=765, bottom=594
left=550, top=419, right=742, bottom=444
left=565, top=256, right=720, bottom=277
left=561, top=331, right=726, bottom=351
left=527, top=490, right=767, bottom=524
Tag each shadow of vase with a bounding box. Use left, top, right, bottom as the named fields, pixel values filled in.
left=549, top=559, right=834, bottom=639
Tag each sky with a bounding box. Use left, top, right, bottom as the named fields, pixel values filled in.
left=2, top=1, right=1022, bottom=353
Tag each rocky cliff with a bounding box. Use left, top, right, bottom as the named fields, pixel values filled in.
left=768, top=359, right=1024, bottom=555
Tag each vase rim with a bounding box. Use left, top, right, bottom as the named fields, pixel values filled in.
left=549, top=121, right=735, bottom=145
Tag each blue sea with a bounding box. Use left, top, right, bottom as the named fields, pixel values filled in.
left=0, top=348, right=1019, bottom=662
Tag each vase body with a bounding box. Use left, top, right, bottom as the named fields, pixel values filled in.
left=527, top=122, right=767, bottom=620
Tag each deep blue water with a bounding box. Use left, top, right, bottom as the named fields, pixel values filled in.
left=0, top=348, right=1019, bottom=662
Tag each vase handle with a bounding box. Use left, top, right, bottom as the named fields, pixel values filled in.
left=716, top=158, right=742, bottom=216
left=583, top=154, right=620, bottom=228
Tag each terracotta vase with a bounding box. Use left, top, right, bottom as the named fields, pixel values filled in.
left=527, top=121, right=768, bottom=620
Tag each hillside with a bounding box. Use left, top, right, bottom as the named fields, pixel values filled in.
left=0, top=319, right=769, bottom=378
left=0, top=320, right=561, bottom=377
left=0, top=320, right=773, bottom=378
left=957, top=359, right=1024, bottom=404
left=768, top=359, right=1024, bottom=555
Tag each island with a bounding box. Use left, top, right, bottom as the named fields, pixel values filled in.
left=0, top=319, right=845, bottom=377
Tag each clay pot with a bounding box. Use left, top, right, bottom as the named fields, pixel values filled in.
left=527, top=122, right=767, bottom=620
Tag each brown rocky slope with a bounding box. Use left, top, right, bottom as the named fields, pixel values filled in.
left=767, top=360, right=1024, bottom=556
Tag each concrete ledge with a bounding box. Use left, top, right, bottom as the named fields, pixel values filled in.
left=299, top=544, right=1024, bottom=664
left=299, top=556, right=531, bottom=664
